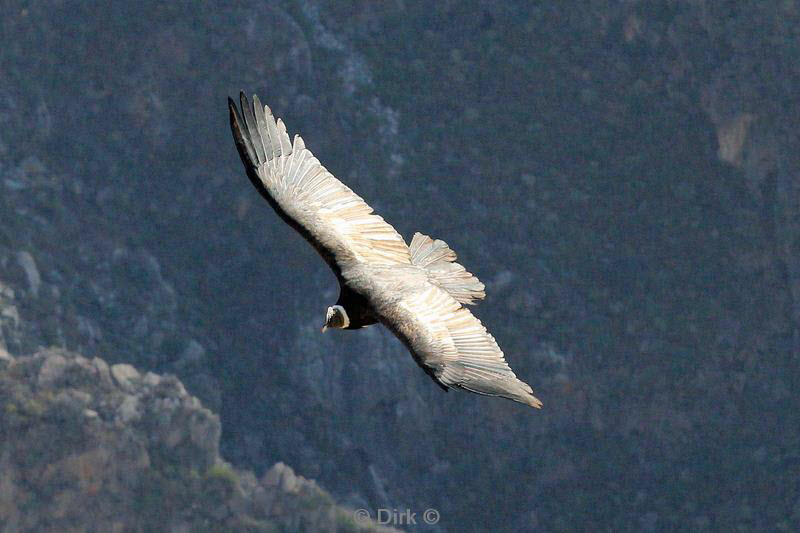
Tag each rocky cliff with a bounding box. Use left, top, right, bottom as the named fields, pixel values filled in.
left=0, top=347, right=391, bottom=532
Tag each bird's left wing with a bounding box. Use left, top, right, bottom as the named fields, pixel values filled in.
left=229, top=93, right=411, bottom=277
left=387, top=284, right=542, bottom=408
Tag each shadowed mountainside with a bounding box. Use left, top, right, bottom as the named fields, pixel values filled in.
left=1, top=1, right=799, bottom=530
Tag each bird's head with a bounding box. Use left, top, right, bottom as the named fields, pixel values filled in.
left=322, top=305, right=349, bottom=332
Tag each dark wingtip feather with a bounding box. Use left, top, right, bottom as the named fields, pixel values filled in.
left=239, top=92, right=267, bottom=163
left=228, top=92, right=267, bottom=201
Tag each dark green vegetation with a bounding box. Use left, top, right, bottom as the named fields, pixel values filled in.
left=1, top=1, right=798, bottom=530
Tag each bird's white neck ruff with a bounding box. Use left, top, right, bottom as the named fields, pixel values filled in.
left=335, top=305, right=350, bottom=328
left=330, top=305, right=350, bottom=328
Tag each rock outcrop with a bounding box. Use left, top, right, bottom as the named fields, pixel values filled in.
left=0, top=348, right=392, bottom=532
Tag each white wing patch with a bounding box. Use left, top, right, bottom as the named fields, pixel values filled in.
left=249, top=97, right=411, bottom=266
left=399, top=285, right=541, bottom=407
left=399, top=285, right=461, bottom=359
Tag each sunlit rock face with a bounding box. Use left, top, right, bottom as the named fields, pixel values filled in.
left=0, top=348, right=393, bottom=532
left=713, top=112, right=755, bottom=168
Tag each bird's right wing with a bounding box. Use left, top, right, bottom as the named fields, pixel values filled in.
left=229, top=93, right=411, bottom=277
left=388, top=284, right=541, bottom=408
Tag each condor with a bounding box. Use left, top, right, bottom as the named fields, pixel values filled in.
left=229, top=93, right=541, bottom=408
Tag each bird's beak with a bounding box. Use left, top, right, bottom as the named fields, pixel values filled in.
left=321, top=325, right=328, bottom=333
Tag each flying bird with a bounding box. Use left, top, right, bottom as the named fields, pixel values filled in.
left=229, top=93, right=541, bottom=408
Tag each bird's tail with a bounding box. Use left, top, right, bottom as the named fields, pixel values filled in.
left=409, top=232, right=485, bottom=305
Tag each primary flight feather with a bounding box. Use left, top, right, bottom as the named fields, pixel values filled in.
left=229, top=93, right=542, bottom=408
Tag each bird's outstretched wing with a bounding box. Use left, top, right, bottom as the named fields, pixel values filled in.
left=229, top=93, right=411, bottom=277
left=388, top=285, right=542, bottom=408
